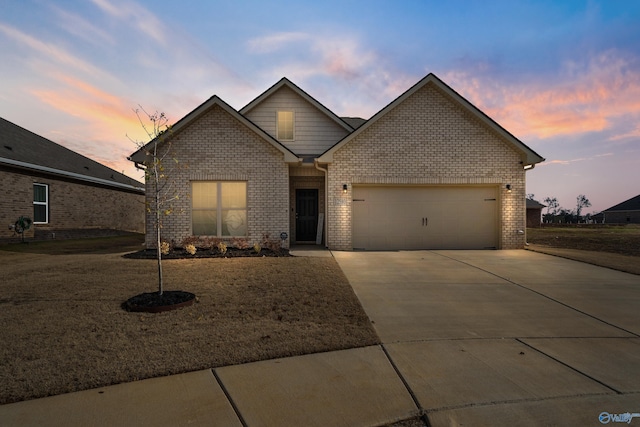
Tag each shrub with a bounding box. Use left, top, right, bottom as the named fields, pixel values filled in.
left=230, top=237, right=250, bottom=250
left=201, top=237, right=221, bottom=250
left=261, top=233, right=282, bottom=252
left=160, top=241, right=170, bottom=255
left=181, top=236, right=200, bottom=248
left=217, top=242, right=228, bottom=255
left=253, top=242, right=261, bottom=254
left=185, top=244, right=196, bottom=255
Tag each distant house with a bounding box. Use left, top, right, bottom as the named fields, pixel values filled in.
left=599, top=194, right=640, bottom=224
left=0, top=117, right=145, bottom=242
left=130, top=73, right=544, bottom=251
left=526, top=198, right=545, bottom=227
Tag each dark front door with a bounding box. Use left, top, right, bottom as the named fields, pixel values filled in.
left=296, top=189, right=318, bottom=241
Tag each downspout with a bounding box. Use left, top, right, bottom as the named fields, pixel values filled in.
left=314, top=159, right=329, bottom=248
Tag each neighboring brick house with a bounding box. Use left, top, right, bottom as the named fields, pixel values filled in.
left=129, top=73, right=544, bottom=251
left=599, top=194, right=640, bottom=224
left=526, top=199, right=546, bottom=227
left=0, top=117, right=145, bottom=242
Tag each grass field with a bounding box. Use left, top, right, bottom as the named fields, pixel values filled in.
left=527, top=224, right=640, bottom=257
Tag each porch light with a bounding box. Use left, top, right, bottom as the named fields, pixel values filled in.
left=343, top=184, right=348, bottom=193
left=506, top=184, right=512, bottom=193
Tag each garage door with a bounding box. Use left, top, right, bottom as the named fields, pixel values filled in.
left=352, top=186, right=498, bottom=250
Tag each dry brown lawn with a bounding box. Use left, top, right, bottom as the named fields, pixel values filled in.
left=0, top=235, right=379, bottom=404
left=527, top=224, right=640, bottom=275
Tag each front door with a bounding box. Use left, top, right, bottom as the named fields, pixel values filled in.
left=296, top=189, right=318, bottom=242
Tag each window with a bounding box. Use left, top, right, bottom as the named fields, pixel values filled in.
left=277, top=111, right=294, bottom=141
left=192, top=182, right=247, bottom=236
left=33, top=183, right=49, bottom=223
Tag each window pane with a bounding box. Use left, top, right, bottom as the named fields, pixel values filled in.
left=34, top=184, right=47, bottom=202
left=277, top=111, right=293, bottom=140
left=221, top=182, right=246, bottom=209
left=192, top=182, right=217, bottom=209
left=34, top=204, right=47, bottom=223
left=222, top=210, right=247, bottom=236
left=192, top=210, right=217, bottom=235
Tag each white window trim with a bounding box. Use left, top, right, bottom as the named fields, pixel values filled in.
left=276, top=110, right=295, bottom=141
left=191, top=181, right=248, bottom=237
left=33, top=183, right=49, bottom=224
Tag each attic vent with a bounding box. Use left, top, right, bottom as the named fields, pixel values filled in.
left=4, top=145, right=12, bottom=151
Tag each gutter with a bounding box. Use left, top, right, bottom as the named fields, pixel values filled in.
left=0, top=157, right=145, bottom=193
left=314, top=159, right=329, bottom=248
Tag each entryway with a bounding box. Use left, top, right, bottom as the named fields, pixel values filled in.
left=295, top=189, right=318, bottom=242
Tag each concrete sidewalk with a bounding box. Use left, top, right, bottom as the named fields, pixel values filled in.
left=0, top=346, right=419, bottom=427
left=2, top=249, right=639, bottom=426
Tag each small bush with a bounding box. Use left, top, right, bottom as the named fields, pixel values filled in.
left=217, top=242, right=228, bottom=255
left=230, top=237, right=250, bottom=250
left=261, top=233, right=282, bottom=252
left=160, top=241, right=170, bottom=255
left=253, top=243, right=261, bottom=254
left=201, top=237, right=221, bottom=250
left=180, top=236, right=200, bottom=248
left=185, top=244, right=196, bottom=255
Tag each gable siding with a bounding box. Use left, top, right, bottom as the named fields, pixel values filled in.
left=144, top=104, right=290, bottom=248
left=244, top=86, right=349, bottom=156
left=326, top=83, right=526, bottom=250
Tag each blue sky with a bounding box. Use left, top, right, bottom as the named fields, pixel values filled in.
left=1, top=0, right=639, bottom=214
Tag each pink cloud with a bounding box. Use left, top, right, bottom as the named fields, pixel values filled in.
left=443, top=50, right=640, bottom=140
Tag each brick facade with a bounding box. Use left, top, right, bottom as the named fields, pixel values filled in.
left=326, top=83, right=526, bottom=250
left=135, top=74, right=541, bottom=251
left=0, top=168, right=145, bottom=241
left=144, top=105, right=290, bottom=249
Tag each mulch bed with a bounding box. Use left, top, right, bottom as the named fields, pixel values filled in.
left=124, top=247, right=291, bottom=259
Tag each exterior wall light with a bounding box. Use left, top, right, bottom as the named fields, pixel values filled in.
left=506, top=184, right=512, bottom=193
left=342, top=184, right=348, bottom=193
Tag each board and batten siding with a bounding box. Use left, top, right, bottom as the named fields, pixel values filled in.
left=243, top=86, right=350, bottom=155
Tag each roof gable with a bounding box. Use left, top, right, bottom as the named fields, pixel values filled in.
left=240, top=78, right=354, bottom=133
left=129, top=95, right=300, bottom=163
left=603, top=194, right=640, bottom=212
left=318, top=73, right=545, bottom=166
left=1, top=117, right=143, bottom=192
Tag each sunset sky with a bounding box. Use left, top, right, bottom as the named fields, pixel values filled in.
left=1, top=0, right=639, bottom=214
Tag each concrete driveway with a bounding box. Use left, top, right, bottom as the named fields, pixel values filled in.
left=333, top=250, right=640, bottom=426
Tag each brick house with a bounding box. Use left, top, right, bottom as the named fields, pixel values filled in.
left=599, top=194, right=640, bottom=224
left=129, top=73, right=544, bottom=251
left=0, top=117, right=145, bottom=242
left=526, top=199, right=546, bottom=228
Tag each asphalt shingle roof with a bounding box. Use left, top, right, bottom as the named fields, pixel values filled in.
left=603, top=194, right=640, bottom=212
left=1, top=117, right=143, bottom=192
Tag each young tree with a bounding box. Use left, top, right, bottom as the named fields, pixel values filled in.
left=543, top=196, right=560, bottom=223
left=575, top=194, right=591, bottom=223
left=130, top=107, right=180, bottom=295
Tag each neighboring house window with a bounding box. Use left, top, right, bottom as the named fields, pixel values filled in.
left=277, top=111, right=294, bottom=141
left=33, top=183, right=49, bottom=224
left=192, top=182, right=247, bottom=236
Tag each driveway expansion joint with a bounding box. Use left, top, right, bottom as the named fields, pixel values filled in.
left=515, top=339, right=623, bottom=395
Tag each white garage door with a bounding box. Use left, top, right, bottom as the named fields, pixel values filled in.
left=352, top=186, right=498, bottom=250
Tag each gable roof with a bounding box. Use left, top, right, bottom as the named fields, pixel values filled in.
left=240, top=77, right=354, bottom=133
left=603, top=194, right=640, bottom=212
left=318, top=73, right=545, bottom=166
left=129, top=95, right=300, bottom=164
left=0, top=117, right=144, bottom=193
left=526, top=199, right=546, bottom=209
